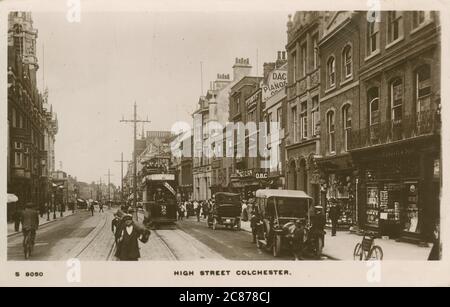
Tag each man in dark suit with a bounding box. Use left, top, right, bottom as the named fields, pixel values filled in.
left=329, top=203, right=340, bottom=236
left=21, top=202, right=39, bottom=247
left=115, top=215, right=146, bottom=261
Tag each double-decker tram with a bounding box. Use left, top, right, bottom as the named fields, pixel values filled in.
left=141, top=155, right=178, bottom=227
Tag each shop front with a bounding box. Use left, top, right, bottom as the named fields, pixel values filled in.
left=229, top=169, right=270, bottom=200
left=317, top=154, right=357, bottom=230
left=351, top=136, right=440, bottom=242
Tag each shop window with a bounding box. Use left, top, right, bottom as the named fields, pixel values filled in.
left=327, top=56, right=336, bottom=88
left=342, top=104, right=352, bottom=151
left=342, top=45, right=352, bottom=79
left=390, top=78, right=403, bottom=124
left=300, top=101, right=308, bottom=139
left=403, top=182, right=420, bottom=233
left=366, top=186, right=380, bottom=227
left=311, top=96, right=320, bottom=136
left=327, top=110, right=335, bottom=154
left=387, top=11, right=403, bottom=43
left=366, top=19, right=380, bottom=55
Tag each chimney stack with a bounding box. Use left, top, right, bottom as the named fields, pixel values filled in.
left=277, top=51, right=281, bottom=60
left=232, top=57, right=252, bottom=81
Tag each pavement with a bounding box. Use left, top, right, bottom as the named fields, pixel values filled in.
left=7, top=210, right=77, bottom=237
left=241, top=220, right=431, bottom=260
left=322, top=230, right=432, bottom=260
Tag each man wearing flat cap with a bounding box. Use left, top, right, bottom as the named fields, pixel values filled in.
left=115, top=214, right=149, bottom=261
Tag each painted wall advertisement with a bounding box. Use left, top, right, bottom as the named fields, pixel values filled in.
left=262, top=69, right=287, bottom=102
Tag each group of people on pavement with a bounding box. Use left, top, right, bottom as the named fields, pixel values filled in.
left=111, top=205, right=150, bottom=261
left=177, top=199, right=214, bottom=222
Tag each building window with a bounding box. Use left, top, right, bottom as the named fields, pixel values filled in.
left=277, top=107, right=282, bottom=130
left=18, top=113, right=23, bottom=129
left=368, top=87, right=380, bottom=140
left=236, top=97, right=240, bottom=114
left=390, top=78, right=403, bottom=123
left=14, top=152, right=23, bottom=167
left=12, top=108, right=16, bottom=128
left=412, top=11, right=430, bottom=29
left=300, top=101, right=308, bottom=139
left=292, top=106, right=298, bottom=143
left=343, top=45, right=352, bottom=79
left=343, top=105, right=352, bottom=151
left=367, top=20, right=380, bottom=55
left=327, top=56, right=336, bottom=88
left=327, top=111, right=335, bottom=154
left=313, top=34, right=319, bottom=69
left=416, top=65, right=431, bottom=114
left=311, top=96, right=320, bottom=136
left=387, top=11, right=403, bottom=43
left=301, top=43, right=307, bottom=77
left=292, top=51, right=297, bottom=82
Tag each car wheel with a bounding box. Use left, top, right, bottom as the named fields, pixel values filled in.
left=272, top=235, right=282, bottom=257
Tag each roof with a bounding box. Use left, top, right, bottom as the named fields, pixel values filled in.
left=215, top=192, right=240, bottom=197
left=255, top=189, right=312, bottom=199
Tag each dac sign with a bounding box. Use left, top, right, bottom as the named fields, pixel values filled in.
left=262, top=70, right=287, bottom=102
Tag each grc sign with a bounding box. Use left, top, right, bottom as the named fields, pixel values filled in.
left=262, top=70, right=287, bottom=102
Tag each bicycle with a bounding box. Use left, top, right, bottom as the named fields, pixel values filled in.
left=353, top=231, right=383, bottom=260
left=23, top=229, right=35, bottom=260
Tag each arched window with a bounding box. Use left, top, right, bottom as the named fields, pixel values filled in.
left=327, top=110, right=335, bottom=153
left=390, top=78, right=403, bottom=123
left=342, top=104, right=352, bottom=151
left=343, top=45, right=352, bottom=79
left=327, top=56, right=336, bottom=88
left=368, top=87, right=380, bottom=126
left=299, top=159, right=308, bottom=193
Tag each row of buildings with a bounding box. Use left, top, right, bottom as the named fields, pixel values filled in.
left=6, top=12, right=119, bottom=220
left=7, top=12, right=62, bottom=219
left=173, top=11, right=441, bottom=243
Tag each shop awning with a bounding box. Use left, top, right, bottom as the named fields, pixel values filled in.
left=7, top=194, right=18, bottom=203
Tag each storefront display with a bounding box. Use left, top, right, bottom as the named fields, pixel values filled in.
left=366, top=186, right=379, bottom=226
left=403, top=182, right=420, bottom=233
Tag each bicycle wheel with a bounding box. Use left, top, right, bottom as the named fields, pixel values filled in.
left=353, top=243, right=362, bottom=260
left=368, top=245, right=383, bottom=260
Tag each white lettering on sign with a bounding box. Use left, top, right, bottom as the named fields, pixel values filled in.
left=262, top=70, right=287, bottom=102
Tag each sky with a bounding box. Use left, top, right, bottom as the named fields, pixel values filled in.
left=32, top=11, right=290, bottom=186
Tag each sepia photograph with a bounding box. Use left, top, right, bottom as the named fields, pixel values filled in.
left=4, top=8, right=442, bottom=263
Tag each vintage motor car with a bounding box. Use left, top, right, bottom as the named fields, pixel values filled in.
left=208, top=192, right=242, bottom=230
left=254, top=189, right=313, bottom=257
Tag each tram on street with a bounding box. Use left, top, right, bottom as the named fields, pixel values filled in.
left=141, top=155, right=178, bottom=227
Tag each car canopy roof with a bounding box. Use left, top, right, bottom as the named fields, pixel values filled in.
left=255, top=189, right=312, bottom=199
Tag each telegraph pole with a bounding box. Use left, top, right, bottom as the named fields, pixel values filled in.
left=104, top=169, right=114, bottom=208
left=114, top=152, right=132, bottom=202
left=120, top=102, right=151, bottom=220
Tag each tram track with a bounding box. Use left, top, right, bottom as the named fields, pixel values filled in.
left=152, top=229, right=178, bottom=260
left=73, top=213, right=108, bottom=258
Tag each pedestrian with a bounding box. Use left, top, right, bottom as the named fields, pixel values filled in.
left=111, top=211, right=123, bottom=244
left=14, top=203, right=23, bottom=232
left=428, top=220, right=441, bottom=260
left=310, top=205, right=326, bottom=248
left=115, top=214, right=145, bottom=261
left=21, top=202, right=39, bottom=248
left=193, top=201, right=200, bottom=222
left=89, top=202, right=95, bottom=216
left=292, top=218, right=306, bottom=260
left=329, top=202, right=340, bottom=236
left=250, top=205, right=262, bottom=244
left=99, top=202, right=104, bottom=213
